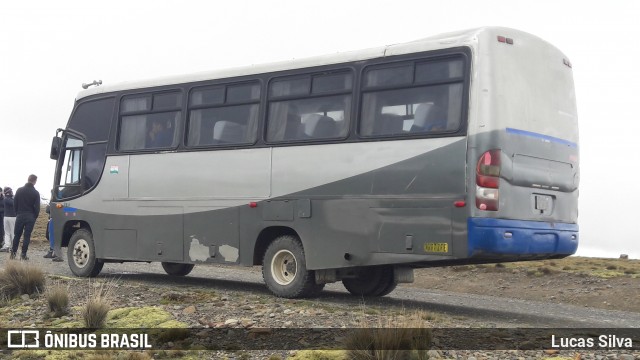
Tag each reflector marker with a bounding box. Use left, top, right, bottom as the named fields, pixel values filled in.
left=497, top=36, right=514, bottom=45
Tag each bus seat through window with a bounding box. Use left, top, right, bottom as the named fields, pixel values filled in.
left=376, top=113, right=404, bottom=135
left=213, top=121, right=246, bottom=144
left=411, top=103, right=447, bottom=132
left=303, top=114, right=337, bottom=138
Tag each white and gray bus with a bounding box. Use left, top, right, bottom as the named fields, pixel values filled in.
left=50, top=27, right=579, bottom=298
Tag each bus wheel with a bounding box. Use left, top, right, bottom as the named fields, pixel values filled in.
left=161, top=262, right=195, bottom=276
left=374, top=269, right=398, bottom=297
left=342, top=266, right=397, bottom=297
left=67, top=229, right=104, bottom=277
left=262, top=235, right=319, bottom=298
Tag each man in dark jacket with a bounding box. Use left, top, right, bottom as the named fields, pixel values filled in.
left=11, top=175, right=40, bottom=260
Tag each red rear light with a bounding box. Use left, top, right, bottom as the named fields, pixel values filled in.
left=476, top=149, right=501, bottom=188
left=476, top=149, right=501, bottom=211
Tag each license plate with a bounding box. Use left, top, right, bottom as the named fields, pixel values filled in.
left=424, top=242, right=448, bottom=253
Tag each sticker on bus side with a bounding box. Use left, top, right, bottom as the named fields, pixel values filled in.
left=424, top=243, right=448, bottom=253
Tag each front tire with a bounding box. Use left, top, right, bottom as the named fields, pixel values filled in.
left=161, top=262, right=195, bottom=276
left=67, top=229, right=103, bottom=277
left=262, top=235, right=320, bottom=298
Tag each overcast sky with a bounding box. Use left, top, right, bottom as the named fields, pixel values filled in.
left=1, top=1, right=638, bottom=259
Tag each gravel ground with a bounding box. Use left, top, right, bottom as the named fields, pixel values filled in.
left=0, top=241, right=637, bottom=359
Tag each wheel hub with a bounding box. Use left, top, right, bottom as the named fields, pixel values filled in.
left=271, top=249, right=297, bottom=285
left=72, top=239, right=90, bottom=268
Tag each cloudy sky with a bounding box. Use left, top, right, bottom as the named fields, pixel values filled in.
left=1, top=0, right=638, bottom=258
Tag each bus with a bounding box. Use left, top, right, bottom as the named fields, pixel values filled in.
left=49, top=27, right=579, bottom=298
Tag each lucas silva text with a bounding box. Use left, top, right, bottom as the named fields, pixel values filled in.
left=551, top=334, right=633, bottom=349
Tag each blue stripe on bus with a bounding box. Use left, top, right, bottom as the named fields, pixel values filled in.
left=63, top=207, right=78, bottom=212
left=506, top=128, right=577, bottom=148
left=467, top=217, right=578, bottom=257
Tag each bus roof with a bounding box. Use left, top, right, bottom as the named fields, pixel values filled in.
left=74, top=27, right=545, bottom=100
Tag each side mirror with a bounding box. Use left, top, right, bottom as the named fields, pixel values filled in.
left=50, top=136, right=62, bottom=160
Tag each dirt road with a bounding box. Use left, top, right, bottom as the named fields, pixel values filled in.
left=26, top=241, right=640, bottom=328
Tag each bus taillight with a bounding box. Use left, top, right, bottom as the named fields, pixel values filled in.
left=476, top=149, right=501, bottom=211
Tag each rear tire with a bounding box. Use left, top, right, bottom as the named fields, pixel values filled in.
left=67, top=229, right=103, bottom=277
left=161, top=262, right=195, bottom=276
left=372, top=267, right=398, bottom=296
left=342, top=266, right=397, bottom=297
left=262, top=235, right=320, bottom=298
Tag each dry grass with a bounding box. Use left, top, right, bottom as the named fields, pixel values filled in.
left=0, top=260, right=46, bottom=299
left=46, top=281, right=70, bottom=317
left=345, top=307, right=432, bottom=360
left=160, top=291, right=188, bottom=304
left=445, top=256, right=640, bottom=278
left=84, top=352, right=152, bottom=360
left=81, top=279, right=118, bottom=328
left=506, top=257, right=640, bottom=278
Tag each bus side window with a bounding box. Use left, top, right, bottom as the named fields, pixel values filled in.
left=267, top=71, right=352, bottom=143
left=360, top=56, right=465, bottom=137
left=187, top=83, right=260, bottom=147
left=119, top=92, right=182, bottom=151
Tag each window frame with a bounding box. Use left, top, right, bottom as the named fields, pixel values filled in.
left=265, top=69, right=354, bottom=144
left=357, top=53, right=469, bottom=140
left=116, top=90, right=183, bottom=152
left=53, top=131, right=86, bottom=201
left=185, top=80, right=262, bottom=149
left=102, top=47, right=470, bottom=156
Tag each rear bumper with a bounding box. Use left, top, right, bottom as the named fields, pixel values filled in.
left=467, top=217, right=578, bottom=257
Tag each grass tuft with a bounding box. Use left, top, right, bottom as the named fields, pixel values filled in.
left=345, top=307, right=432, bottom=360
left=46, top=281, right=70, bottom=317
left=0, top=261, right=46, bottom=299
left=81, top=280, right=117, bottom=328
left=160, top=291, right=187, bottom=304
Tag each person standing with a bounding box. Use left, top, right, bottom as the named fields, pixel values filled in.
left=2, top=187, right=16, bottom=252
left=43, top=204, right=63, bottom=262
left=11, top=175, right=40, bottom=261
left=0, top=186, right=5, bottom=248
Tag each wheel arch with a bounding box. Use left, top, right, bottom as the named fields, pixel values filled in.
left=61, top=220, right=93, bottom=248
left=253, top=226, right=301, bottom=266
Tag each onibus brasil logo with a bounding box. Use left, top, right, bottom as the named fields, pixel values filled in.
left=6, top=330, right=152, bottom=349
